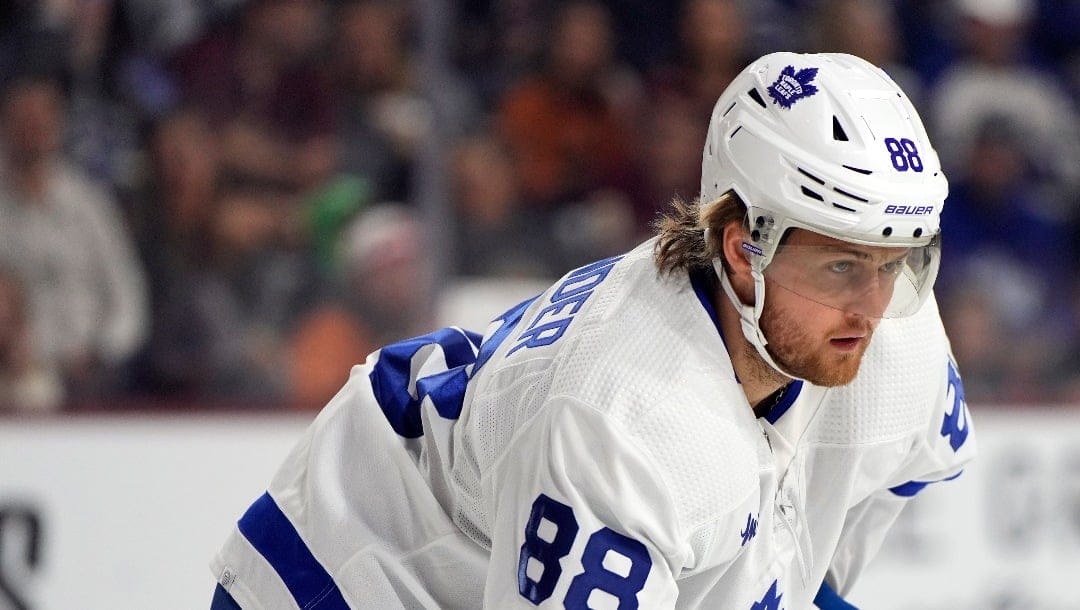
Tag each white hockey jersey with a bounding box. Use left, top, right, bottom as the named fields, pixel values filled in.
left=211, top=239, right=975, bottom=609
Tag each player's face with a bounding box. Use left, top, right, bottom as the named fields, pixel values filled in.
left=758, top=231, right=895, bottom=386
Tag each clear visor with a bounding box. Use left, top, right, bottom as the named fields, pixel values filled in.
left=759, top=235, right=940, bottom=319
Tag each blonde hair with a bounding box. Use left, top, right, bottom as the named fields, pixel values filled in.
left=653, top=191, right=747, bottom=274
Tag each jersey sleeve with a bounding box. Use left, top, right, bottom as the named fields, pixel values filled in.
left=211, top=330, right=493, bottom=610
left=824, top=354, right=976, bottom=595
left=482, top=397, right=688, bottom=609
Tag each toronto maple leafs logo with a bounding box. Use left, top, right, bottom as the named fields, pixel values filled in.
left=750, top=580, right=785, bottom=610
left=767, top=65, right=819, bottom=109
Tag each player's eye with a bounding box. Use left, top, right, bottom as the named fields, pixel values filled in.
left=880, top=259, right=906, bottom=275
left=827, top=261, right=853, bottom=274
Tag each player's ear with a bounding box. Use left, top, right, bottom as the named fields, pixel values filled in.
left=720, top=221, right=751, bottom=272
left=719, top=219, right=755, bottom=304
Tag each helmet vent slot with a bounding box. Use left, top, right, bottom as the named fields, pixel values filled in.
left=833, top=187, right=869, bottom=203
left=797, top=167, right=825, bottom=184
left=832, top=116, right=849, bottom=141
left=747, top=88, right=767, bottom=108
left=832, top=202, right=856, bottom=212
left=722, top=101, right=737, bottom=117
left=801, top=186, right=825, bottom=202
left=842, top=164, right=873, bottom=175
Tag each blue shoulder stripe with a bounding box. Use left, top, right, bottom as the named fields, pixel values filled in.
left=814, top=580, right=859, bottom=609
left=237, top=492, right=349, bottom=609
left=889, top=471, right=963, bottom=497
left=369, top=327, right=483, bottom=438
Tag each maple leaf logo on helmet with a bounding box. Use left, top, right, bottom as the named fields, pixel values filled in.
left=767, top=65, right=819, bottom=109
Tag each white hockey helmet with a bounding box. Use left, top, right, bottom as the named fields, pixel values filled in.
left=700, top=53, right=948, bottom=374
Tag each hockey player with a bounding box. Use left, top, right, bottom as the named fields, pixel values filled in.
left=210, top=52, right=974, bottom=609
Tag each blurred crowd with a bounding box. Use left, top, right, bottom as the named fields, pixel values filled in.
left=0, top=0, right=1077, bottom=412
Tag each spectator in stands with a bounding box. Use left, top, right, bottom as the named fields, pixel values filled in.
left=0, top=266, right=63, bottom=412
left=636, top=96, right=705, bottom=230
left=925, top=0, right=1080, bottom=404
left=0, top=74, right=148, bottom=403
left=451, top=0, right=549, bottom=107
left=0, top=1, right=162, bottom=202
left=135, top=107, right=221, bottom=286
left=56, top=0, right=146, bottom=198
left=648, top=0, right=751, bottom=123
left=338, top=204, right=434, bottom=345
left=327, top=0, right=415, bottom=204
left=495, top=0, right=641, bottom=212
left=492, top=1, right=643, bottom=269
left=448, top=132, right=559, bottom=278
left=940, top=115, right=1076, bottom=298
left=285, top=292, right=376, bottom=410
left=0, top=2, right=70, bottom=90
left=285, top=204, right=431, bottom=409
left=135, top=107, right=324, bottom=406
left=329, top=0, right=480, bottom=204
left=182, top=184, right=320, bottom=405
left=936, top=114, right=1076, bottom=405
left=929, top=0, right=1080, bottom=215
left=641, top=0, right=751, bottom=226
left=0, top=0, right=1072, bottom=410
left=807, top=0, right=924, bottom=103
left=171, top=0, right=338, bottom=193
left=129, top=107, right=223, bottom=400
left=939, top=265, right=1058, bottom=405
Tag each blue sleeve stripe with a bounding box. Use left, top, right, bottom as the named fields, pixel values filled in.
left=211, top=584, right=243, bottom=610
left=369, top=327, right=482, bottom=438
left=888, top=480, right=929, bottom=497
left=889, top=470, right=963, bottom=497
left=814, top=581, right=859, bottom=609
left=237, top=492, right=349, bottom=610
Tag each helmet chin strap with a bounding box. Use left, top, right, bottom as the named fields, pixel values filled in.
left=712, top=255, right=804, bottom=383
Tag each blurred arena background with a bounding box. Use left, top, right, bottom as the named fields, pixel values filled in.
left=0, top=0, right=1076, bottom=608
